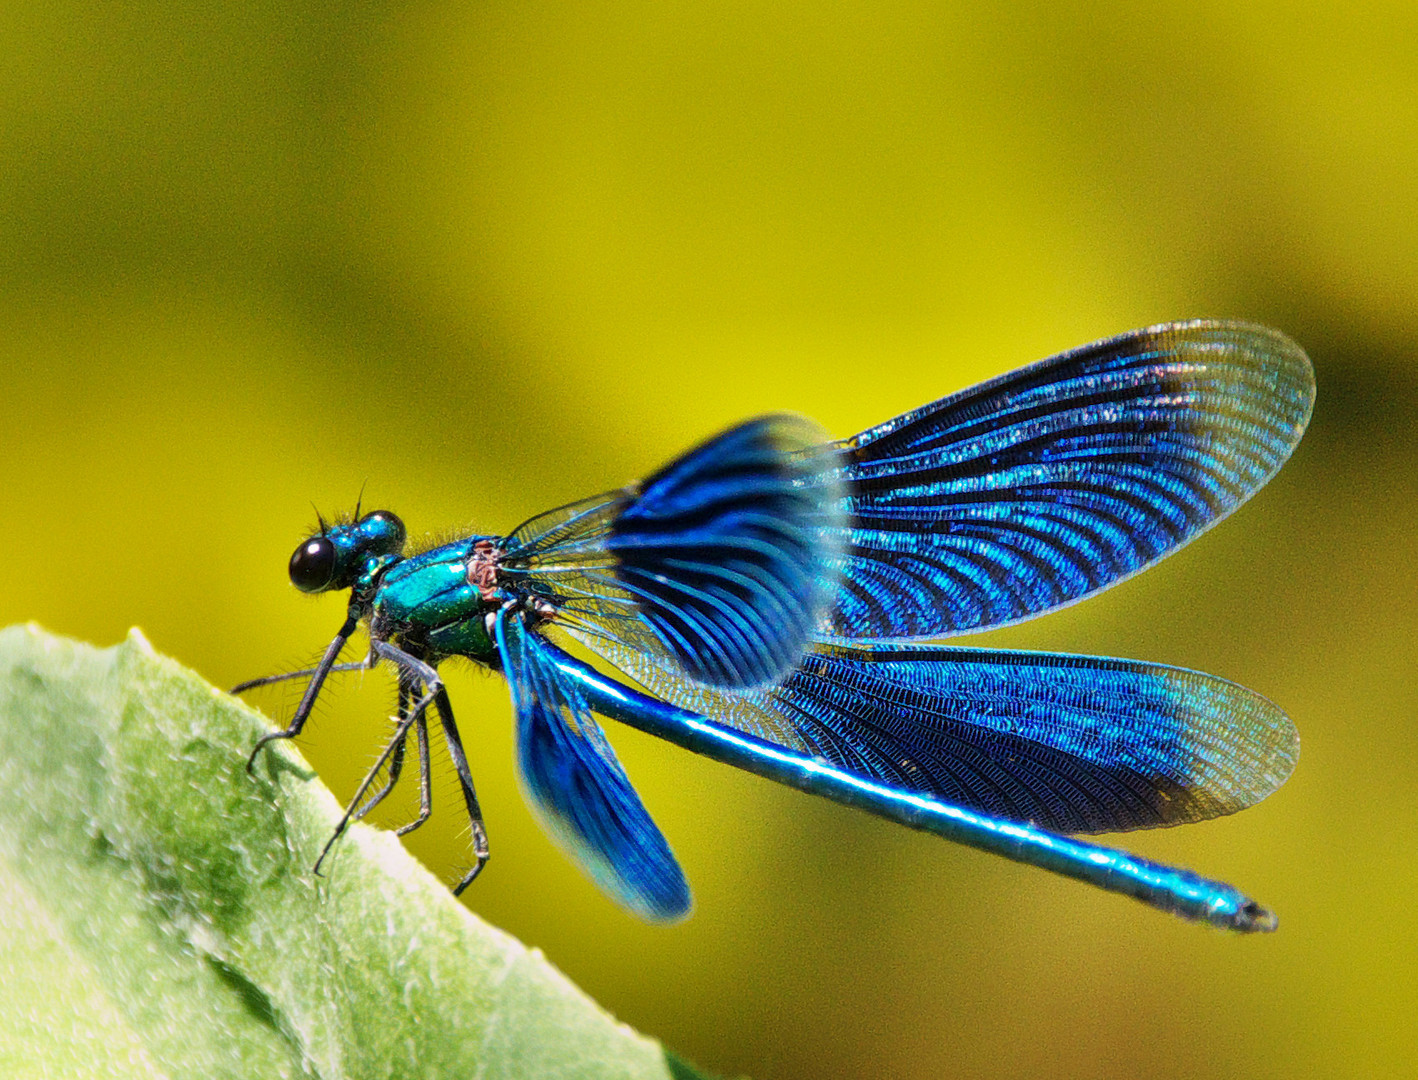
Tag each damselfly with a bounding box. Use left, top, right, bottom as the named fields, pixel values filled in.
left=237, top=320, right=1312, bottom=932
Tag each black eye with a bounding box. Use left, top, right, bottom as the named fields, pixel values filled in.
left=289, top=537, right=337, bottom=592
left=362, top=510, right=406, bottom=554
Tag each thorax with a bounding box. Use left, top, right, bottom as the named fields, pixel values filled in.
left=369, top=535, right=503, bottom=661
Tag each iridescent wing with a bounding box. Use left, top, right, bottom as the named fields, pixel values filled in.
left=499, top=414, right=846, bottom=689
left=494, top=608, right=691, bottom=921
left=542, top=637, right=1284, bottom=930
left=571, top=635, right=1298, bottom=835
left=828, top=321, right=1315, bottom=640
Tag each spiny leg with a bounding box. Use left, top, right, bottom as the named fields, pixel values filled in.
left=312, top=685, right=436, bottom=879
left=366, top=640, right=490, bottom=892
left=370, top=639, right=441, bottom=689
left=246, top=615, right=359, bottom=773
left=432, top=686, right=491, bottom=895
left=350, top=681, right=413, bottom=824
left=231, top=661, right=366, bottom=696
left=368, top=642, right=445, bottom=839
left=394, top=714, right=433, bottom=838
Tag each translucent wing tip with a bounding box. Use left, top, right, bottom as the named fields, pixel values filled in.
left=1104, top=663, right=1301, bottom=830
left=1144, top=318, right=1317, bottom=447
left=1251, top=696, right=1301, bottom=801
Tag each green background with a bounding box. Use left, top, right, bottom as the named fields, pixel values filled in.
left=2, top=3, right=1414, bottom=1077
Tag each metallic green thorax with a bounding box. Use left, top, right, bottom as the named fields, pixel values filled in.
left=367, top=536, right=501, bottom=662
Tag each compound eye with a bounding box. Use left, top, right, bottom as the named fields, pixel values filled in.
left=289, top=536, right=337, bottom=593
left=363, top=510, right=406, bottom=553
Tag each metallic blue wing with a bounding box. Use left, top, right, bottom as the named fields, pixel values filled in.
left=494, top=609, right=691, bottom=921
left=828, top=320, right=1315, bottom=639
left=566, top=633, right=1298, bottom=835
left=546, top=640, right=1280, bottom=931
left=501, top=414, right=846, bottom=689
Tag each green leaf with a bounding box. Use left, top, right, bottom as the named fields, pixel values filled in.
left=0, top=624, right=716, bottom=1080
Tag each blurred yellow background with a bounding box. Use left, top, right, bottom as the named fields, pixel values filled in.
left=2, top=2, right=1415, bottom=1077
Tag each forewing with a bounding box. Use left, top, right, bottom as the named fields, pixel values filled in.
left=830, top=321, right=1315, bottom=639
left=501, top=414, right=847, bottom=689
left=495, top=610, right=691, bottom=921
left=572, top=633, right=1299, bottom=834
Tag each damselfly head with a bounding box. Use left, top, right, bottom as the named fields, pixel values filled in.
left=289, top=510, right=406, bottom=593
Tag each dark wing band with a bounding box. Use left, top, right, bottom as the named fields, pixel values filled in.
left=502, top=414, right=847, bottom=689
left=495, top=609, right=691, bottom=921
left=828, top=321, right=1314, bottom=639
left=570, top=635, right=1299, bottom=835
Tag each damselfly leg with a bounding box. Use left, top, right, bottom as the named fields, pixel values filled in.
left=240, top=615, right=360, bottom=771
left=367, top=641, right=490, bottom=891
left=314, top=681, right=437, bottom=878
left=347, top=679, right=436, bottom=838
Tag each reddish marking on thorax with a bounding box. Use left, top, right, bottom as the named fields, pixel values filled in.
left=467, top=540, right=502, bottom=601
